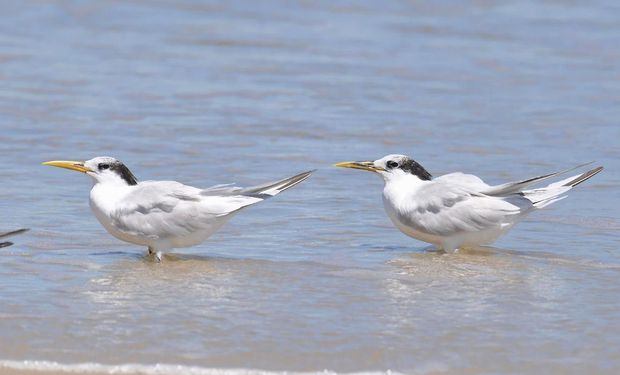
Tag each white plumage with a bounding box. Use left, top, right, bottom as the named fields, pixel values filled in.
left=44, top=157, right=314, bottom=261
left=336, top=154, right=603, bottom=252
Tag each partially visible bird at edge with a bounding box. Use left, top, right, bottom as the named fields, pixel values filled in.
left=0, top=228, right=29, bottom=248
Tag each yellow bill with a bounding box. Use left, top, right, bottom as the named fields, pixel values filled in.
left=42, top=160, right=92, bottom=173
left=334, top=161, right=385, bottom=172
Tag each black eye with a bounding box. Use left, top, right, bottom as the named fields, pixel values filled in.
left=98, top=163, right=110, bottom=170
left=386, top=161, right=399, bottom=169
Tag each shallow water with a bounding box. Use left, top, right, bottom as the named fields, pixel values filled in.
left=1, top=1, right=619, bottom=374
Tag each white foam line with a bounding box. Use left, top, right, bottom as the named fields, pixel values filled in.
left=0, top=360, right=402, bottom=375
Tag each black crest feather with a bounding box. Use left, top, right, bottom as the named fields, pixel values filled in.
left=111, top=162, right=138, bottom=185
left=401, top=159, right=432, bottom=180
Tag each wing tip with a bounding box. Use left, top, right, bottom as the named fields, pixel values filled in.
left=564, top=165, right=604, bottom=187
left=276, top=169, right=316, bottom=192
left=0, top=228, right=29, bottom=239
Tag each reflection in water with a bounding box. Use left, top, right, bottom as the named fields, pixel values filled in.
left=380, top=244, right=613, bottom=356
left=85, top=254, right=239, bottom=309
left=383, top=246, right=525, bottom=325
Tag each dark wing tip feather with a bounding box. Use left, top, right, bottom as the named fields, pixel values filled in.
left=0, top=228, right=29, bottom=239
left=276, top=169, right=316, bottom=192
left=520, top=161, right=596, bottom=185
left=564, top=166, right=604, bottom=187
left=234, top=169, right=315, bottom=198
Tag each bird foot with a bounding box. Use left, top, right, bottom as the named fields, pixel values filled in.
left=147, top=247, right=163, bottom=262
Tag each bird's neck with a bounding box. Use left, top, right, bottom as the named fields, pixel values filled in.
left=382, top=172, right=428, bottom=187
left=382, top=173, right=428, bottom=203
left=89, top=181, right=135, bottom=213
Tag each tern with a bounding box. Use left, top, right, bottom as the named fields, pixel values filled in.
left=43, top=157, right=314, bottom=261
left=0, top=228, right=29, bottom=248
left=336, top=155, right=603, bottom=252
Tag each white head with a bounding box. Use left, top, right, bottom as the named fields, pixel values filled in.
left=335, top=154, right=432, bottom=183
left=43, top=156, right=138, bottom=186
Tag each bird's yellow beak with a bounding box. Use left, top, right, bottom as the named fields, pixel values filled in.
left=334, top=161, right=385, bottom=172
left=42, top=160, right=93, bottom=173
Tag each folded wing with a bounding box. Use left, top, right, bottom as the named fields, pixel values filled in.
left=109, top=170, right=314, bottom=240
left=399, top=183, right=522, bottom=237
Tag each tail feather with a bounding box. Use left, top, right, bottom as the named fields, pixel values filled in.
left=201, top=170, right=315, bottom=199
left=521, top=166, right=603, bottom=207
left=483, top=162, right=595, bottom=196
left=200, top=170, right=315, bottom=215
left=532, top=195, right=567, bottom=209
left=239, top=170, right=315, bottom=197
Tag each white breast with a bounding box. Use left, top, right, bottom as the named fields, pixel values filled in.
left=381, top=178, right=520, bottom=251
left=382, top=190, right=443, bottom=246
left=89, top=183, right=150, bottom=247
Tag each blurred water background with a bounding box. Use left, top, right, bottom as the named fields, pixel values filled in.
left=0, top=1, right=619, bottom=374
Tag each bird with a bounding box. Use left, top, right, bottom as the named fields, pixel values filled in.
left=0, top=228, right=29, bottom=248
left=335, top=154, right=603, bottom=252
left=43, top=157, right=314, bottom=261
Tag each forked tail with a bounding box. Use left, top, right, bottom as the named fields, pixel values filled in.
left=201, top=170, right=315, bottom=199
left=522, top=166, right=603, bottom=208
left=561, top=166, right=604, bottom=188
left=199, top=170, right=315, bottom=215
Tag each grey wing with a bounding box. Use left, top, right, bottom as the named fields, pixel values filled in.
left=109, top=181, right=259, bottom=239
left=108, top=171, right=314, bottom=240
left=402, top=182, right=523, bottom=236
left=434, top=172, right=490, bottom=191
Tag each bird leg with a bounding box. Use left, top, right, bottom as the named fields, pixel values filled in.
left=147, top=247, right=164, bottom=262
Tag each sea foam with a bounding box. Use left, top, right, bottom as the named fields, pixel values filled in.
left=0, top=360, right=402, bottom=375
